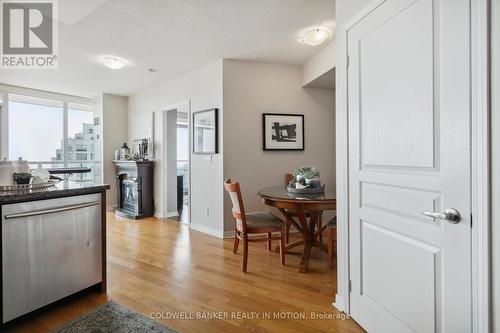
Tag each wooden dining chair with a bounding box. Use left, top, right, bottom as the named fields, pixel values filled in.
left=224, top=179, right=286, bottom=272
left=315, top=217, right=337, bottom=270
left=284, top=173, right=323, bottom=243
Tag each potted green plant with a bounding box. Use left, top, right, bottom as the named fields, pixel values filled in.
left=293, top=166, right=320, bottom=185
left=13, top=172, right=32, bottom=185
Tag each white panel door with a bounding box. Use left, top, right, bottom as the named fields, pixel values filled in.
left=347, top=0, right=471, bottom=332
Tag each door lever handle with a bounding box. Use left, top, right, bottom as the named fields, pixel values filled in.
left=421, top=208, right=461, bottom=224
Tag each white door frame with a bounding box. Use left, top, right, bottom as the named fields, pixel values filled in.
left=156, top=100, right=192, bottom=222
left=334, top=0, right=490, bottom=331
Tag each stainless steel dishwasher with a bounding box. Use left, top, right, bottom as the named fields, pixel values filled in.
left=1, top=193, right=102, bottom=323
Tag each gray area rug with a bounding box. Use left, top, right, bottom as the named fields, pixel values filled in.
left=51, top=301, right=179, bottom=333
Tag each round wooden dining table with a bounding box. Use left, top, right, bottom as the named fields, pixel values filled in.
left=257, top=186, right=336, bottom=272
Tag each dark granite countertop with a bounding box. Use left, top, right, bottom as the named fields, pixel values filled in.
left=0, top=182, right=110, bottom=205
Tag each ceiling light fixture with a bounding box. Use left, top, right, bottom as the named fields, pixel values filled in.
left=299, top=27, right=331, bottom=46
left=101, top=56, right=126, bottom=69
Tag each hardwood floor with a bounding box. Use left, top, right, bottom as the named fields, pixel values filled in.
left=4, top=213, right=364, bottom=333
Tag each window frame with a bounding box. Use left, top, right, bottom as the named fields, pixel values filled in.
left=0, top=85, right=101, bottom=182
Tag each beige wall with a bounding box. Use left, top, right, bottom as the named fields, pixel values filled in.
left=128, top=60, right=224, bottom=237
left=222, top=59, right=335, bottom=233
left=100, top=94, right=128, bottom=208
left=491, top=0, right=500, bottom=331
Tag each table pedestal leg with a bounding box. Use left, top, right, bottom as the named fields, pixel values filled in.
left=297, top=211, right=317, bottom=273
left=298, top=242, right=312, bottom=273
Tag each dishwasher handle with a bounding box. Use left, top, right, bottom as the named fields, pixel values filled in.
left=4, top=201, right=101, bottom=220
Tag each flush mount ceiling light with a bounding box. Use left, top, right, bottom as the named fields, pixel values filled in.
left=299, top=27, right=331, bottom=46
left=101, top=56, right=126, bottom=69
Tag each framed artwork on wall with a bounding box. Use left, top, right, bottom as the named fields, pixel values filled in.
left=262, top=113, right=304, bottom=151
left=193, top=108, right=218, bottom=154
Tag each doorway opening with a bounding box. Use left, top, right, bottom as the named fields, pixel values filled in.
left=162, top=102, right=190, bottom=224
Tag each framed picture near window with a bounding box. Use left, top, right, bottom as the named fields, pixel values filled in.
left=193, top=108, right=218, bottom=154
left=262, top=113, right=304, bottom=151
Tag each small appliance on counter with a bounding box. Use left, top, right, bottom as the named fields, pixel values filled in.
left=0, top=159, right=29, bottom=186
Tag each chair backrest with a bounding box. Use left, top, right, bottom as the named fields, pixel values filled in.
left=285, top=173, right=294, bottom=185
left=224, top=179, right=247, bottom=232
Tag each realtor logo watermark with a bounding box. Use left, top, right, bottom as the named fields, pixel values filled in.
left=1, top=0, right=58, bottom=69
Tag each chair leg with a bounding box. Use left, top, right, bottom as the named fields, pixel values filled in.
left=267, top=232, right=272, bottom=251
left=317, top=213, right=323, bottom=243
left=280, top=226, right=286, bottom=266
left=233, top=231, right=239, bottom=254
left=243, top=235, right=249, bottom=272
left=328, top=228, right=334, bottom=271
left=285, top=218, right=292, bottom=243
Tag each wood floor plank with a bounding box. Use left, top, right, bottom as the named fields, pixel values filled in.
left=3, top=213, right=365, bottom=333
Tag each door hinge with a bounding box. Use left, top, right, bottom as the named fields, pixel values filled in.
left=347, top=55, right=350, bottom=68
left=348, top=280, right=352, bottom=292
left=470, top=214, right=473, bottom=228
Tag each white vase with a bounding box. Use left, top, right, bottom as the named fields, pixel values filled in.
left=31, top=163, right=50, bottom=184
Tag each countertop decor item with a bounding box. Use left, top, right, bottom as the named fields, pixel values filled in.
left=262, top=113, right=304, bottom=150
left=31, top=163, right=50, bottom=184
left=120, top=143, right=131, bottom=160
left=13, top=173, right=32, bottom=185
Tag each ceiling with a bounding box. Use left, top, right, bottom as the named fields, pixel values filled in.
left=0, top=0, right=335, bottom=98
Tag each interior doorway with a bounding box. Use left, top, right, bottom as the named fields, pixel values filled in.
left=161, top=101, right=190, bottom=224
left=176, top=108, right=190, bottom=224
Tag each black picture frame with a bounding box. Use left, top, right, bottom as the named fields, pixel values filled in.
left=262, top=113, right=305, bottom=151
left=193, top=108, right=219, bottom=154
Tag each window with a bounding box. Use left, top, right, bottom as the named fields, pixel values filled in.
left=3, top=93, right=101, bottom=183
left=8, top=94, right=64, bottom=163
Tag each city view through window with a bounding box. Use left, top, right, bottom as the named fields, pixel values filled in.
left=8, top=94, right=101, bottom=183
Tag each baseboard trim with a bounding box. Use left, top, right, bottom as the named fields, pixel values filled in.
left=166, top=211, right=179, bottom=218
left=190, top=223, right=223, bottom=239
left=333, top=294, right=346, bottom=313
left=106, top=205, right=117, bottom=211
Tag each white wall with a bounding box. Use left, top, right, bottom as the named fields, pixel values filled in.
left=128, top=60, right=224, bottom=237
left=491, top=0, right=500, bottom=331
left=302, top=40, right=336, bottom=87
left=100, top=93, right=128, bottom=208
left=223, top=59, right=335, bottom=233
